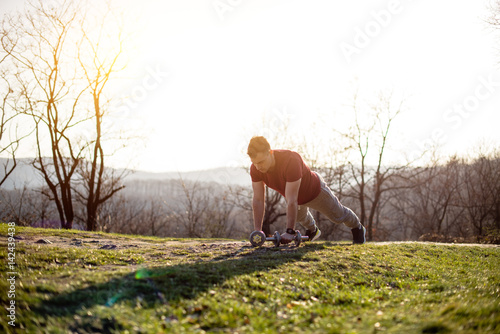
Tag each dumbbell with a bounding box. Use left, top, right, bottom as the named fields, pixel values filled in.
left=249, top=230, right=309, bottom=247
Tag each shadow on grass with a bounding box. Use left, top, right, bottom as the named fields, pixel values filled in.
left=33, top=243, right=333, bottom=321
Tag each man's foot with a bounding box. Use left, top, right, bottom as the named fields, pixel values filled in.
left=352, top=225, right=366, bottom=244
left=305, top=226, right=321, bottom=242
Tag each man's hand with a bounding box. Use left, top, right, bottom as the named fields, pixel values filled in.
left=280, top=232, right=295, bottom=244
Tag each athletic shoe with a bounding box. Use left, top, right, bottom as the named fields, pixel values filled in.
left=305, top=226, right=321, bottom=242
left=352, top=225, right=366, bottom=244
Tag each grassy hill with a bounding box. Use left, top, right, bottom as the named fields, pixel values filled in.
left=1, top=224, right=499, bottom=333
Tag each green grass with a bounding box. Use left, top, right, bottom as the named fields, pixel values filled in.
left=1, top=224, right=499, bottom=333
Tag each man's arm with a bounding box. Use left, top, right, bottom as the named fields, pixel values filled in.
left=285, top=178, right=301, bottom=230
left=252, top=181, right=266, bottom=231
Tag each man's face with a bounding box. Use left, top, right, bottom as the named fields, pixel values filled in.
left=251, top=151, right=273, bottom=173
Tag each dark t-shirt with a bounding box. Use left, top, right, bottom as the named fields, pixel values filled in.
left=250, top=150, right=321, bottom=205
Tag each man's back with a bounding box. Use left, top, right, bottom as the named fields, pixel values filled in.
left=250, top=150, right=321, bottom=205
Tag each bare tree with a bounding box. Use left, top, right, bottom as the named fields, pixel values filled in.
left=3, top=1, right=129, bottom=229
left=0, top=20, right=30, bottom=187
left=165, top=178, right=239, bottom=238
left=455, top=149, right=500, bottom=238
left=98, top=193, right=148, bottom=234
left=0, top=73, right=19, bottom=187
left=390, top=158, right=462, bottom=239
left=3, top=1, right=89, bottom=229
left=107, top=196, right=168, bottom=236
left=203, top=189, right=236, bottom=238
left=486, top=1, right=500, bottom=28
left=75, top=3, right=127, bottom=231
left=340, top=90, right=414, bottom=241
left=486, top=0, right=500, bottom=62
left=388, top=146, right=500, bottom=243
left=0, top=185, right=55, bottom=226
left=167, top=179, right=205, bottom=238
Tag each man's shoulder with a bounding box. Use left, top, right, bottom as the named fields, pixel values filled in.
left=274, top=149, right=301, bottom=157
left=249, top=163, right=260, bottom=175
left=274, top=149, right=303, bottom=162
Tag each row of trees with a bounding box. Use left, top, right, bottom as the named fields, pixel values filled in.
left=0, top=177, right=247, bottom=239
left=1, top=148, right=499, bottom=242
left=391, top=153, right=500, bottom=241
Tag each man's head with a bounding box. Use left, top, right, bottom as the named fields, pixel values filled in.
left=247, top=136, right=274, bottom=173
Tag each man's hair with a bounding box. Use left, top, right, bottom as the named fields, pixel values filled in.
left=247, top=136, right=271, bottom=159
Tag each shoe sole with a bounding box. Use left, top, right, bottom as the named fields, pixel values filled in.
left=310, top=229, right=321, bottom=242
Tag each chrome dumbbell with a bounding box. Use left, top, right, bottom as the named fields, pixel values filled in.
left=249, top=230, right=308, bottom=247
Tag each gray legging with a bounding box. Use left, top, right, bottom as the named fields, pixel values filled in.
left=296, top=173, right=360, bottom=230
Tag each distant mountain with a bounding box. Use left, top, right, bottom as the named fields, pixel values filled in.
left=0, top=158, right=250, bottom=190
left=125, top=166, right=250, bottom=186
left=0, top=158, right=44, bottom=190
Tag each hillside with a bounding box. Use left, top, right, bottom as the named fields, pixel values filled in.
left=0, top=158, right=249, bottom=190
left=1, top=224, right=499, bottom=333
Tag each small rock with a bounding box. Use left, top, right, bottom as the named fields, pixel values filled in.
left=99, top=244, right=117, bottom=250
left=36, top=239, right=52, bottom=244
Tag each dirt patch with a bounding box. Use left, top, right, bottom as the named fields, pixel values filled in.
left=16, top=233, right=247, bottom=251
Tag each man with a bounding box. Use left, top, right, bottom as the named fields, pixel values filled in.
left=247, top=136, right=366, bottom=244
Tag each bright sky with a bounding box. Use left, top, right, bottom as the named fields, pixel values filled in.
left=2, top=0, right=500, bottom=173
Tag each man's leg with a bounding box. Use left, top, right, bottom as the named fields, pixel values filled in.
left=296, top=205, right=321, bottom=241
left=304, top=174, right=365, bottom=243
